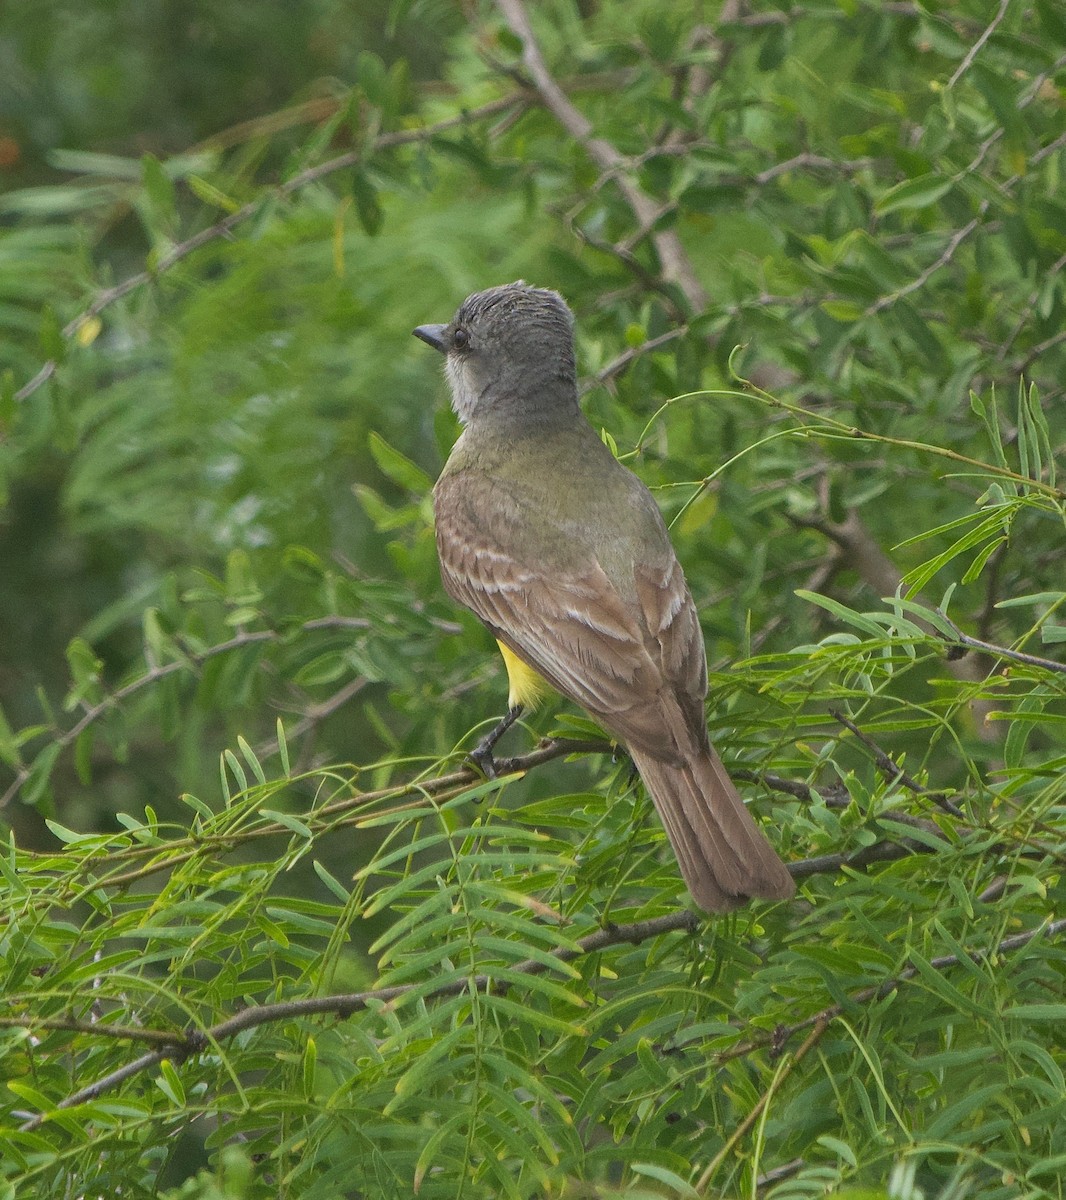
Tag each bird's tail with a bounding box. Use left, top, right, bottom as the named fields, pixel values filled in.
left=628, top=743, right=795, bottom=913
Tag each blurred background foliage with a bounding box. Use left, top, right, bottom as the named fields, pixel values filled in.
left=0, top=0, right=1064, bottom=1197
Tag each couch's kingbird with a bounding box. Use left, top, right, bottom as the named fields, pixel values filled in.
left=414, top=282, right=794, bottom=912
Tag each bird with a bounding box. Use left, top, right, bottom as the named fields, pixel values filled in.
left=413, top=282, right=794, bottom=912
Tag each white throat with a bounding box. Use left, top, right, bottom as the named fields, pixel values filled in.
left=445, top=356, right=480, bottom=425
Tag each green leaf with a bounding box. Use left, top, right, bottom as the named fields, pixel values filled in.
left=6, top=1080, right=56, bottom=1113
left=875, top=174, right=953, bottom=215
left=630, top=1163, right=700, bottom=1197
left=996, top=591, right=1065, bottom=609
left=224, top=549, right=262, bottom=606
left=795, top=590, right=887, bottom=638
left=0, top=702, right=19, bottom=768
left=1001, top=1003, right=1066, bottom=1022
left=223, top=748, right=248, bottom=793
left=356, top=50, right=388, bottom=105
left=817, top=1135, right=858, bottom=1167
left=236, top=735, right=266, bottom=786
left=180, top=793, right=213, bottom=819
left=141, top=607, right=170, bottom=665
left=293, top=651, right=349, bottom=687
left=821, top=299, right=864, bottom=322
left=0, top=369, right=17, bottom=429
left=961, top=535, right=1008, bottom=584
left=1036, top=0, right=1066, bottom=41
left=368, top=430, right=432, bottom=492
left=1004, top=695, right=1043, bottom=769
left=140, top=153, right=176, bottom=231
left=38, top=304, right=65, bottom=362
left=970, top=387, right=1011, bottom=471
left=907, top=950, right=994, bottom=1018
left=413, top=1114, right=466, bottom=1193
left=277, top=717, right=290, bottom=776
left=1022, top=381, right=1055, bottom=487
left=301, top=1036, right=317, bottom=1099
left=24, top=743, right=61, bottom=806
left=74, top=727, right=93, bottom=786
left=353, top=171, right=383, bottom=236
left=312, top=859, right=351, bottom=901
left=156, top=1059, right=186, bottom=1107
left=186, top=174, right=240, bottom=213
left=260, top=808, right=313, bottom=839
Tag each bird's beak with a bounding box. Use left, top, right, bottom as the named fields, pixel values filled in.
left=413, top=324, right=448, bottom=353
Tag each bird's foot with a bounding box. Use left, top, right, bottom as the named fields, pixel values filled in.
left=468, top=705, right=524, bottom=780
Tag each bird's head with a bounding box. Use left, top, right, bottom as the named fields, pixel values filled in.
left=414, top=281, right=577, bottom=424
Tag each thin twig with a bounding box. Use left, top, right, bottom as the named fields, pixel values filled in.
left=255, top=674, right=369, bottom=760
left=866, top=204, right=988, bottom=317
left=19, top=910, right=698, bottom=1128
left=1031, top=127, right=1066, bottom=167
left=582, top=327, right=687, bottom=392
left=760, top=916, right=1066, bottom=1053
left=72, top=736, right=615, bottom=892
left=936, top=610, right=1066, bottom=675
left=0, top=1016, right=179, bottom=1046
left=695, top=1017, right=831, bottom=1193
left=1018, top=327, right=1066, bottom=376
left=830, top=708, right=965, bottom=817
left=998, top=249, right=1066, bottom=360
left=754, top=153, right=871, bottom=185
left=946, top=0, right=1011, bottom=90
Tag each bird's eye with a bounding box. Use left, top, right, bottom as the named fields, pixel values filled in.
left=452, top=327, right=470, bottom=350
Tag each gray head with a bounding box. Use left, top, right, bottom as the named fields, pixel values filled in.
left=413, top=282, right=578, bottom=425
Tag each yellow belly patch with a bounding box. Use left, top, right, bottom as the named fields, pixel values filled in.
left=496, top=640, right=551, bottom=710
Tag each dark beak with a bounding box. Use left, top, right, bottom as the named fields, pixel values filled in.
left=413, top=324, right=448, bottom=353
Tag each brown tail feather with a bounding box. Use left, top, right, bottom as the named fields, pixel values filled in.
left=628, top=743, right=795, bottom=913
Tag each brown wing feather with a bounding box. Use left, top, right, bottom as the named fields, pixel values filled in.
left=434, top=469, right=707, bottom=760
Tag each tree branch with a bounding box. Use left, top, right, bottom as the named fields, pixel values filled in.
left=494, top=0, right=708, bottom=311
left=830, top=708, right=965, bottom=817
left=946, top=0, right=1011, bottom=90
left=937, top=610, right=1066, bottom=675
left=17, top=905, right=1062, bottom=1132
left=695, top=1016, right=830, bottom=1192
left=865, top=205, right=989, bottom=317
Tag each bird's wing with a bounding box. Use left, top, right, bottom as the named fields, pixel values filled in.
left=434, top=470, right=708, bottom=758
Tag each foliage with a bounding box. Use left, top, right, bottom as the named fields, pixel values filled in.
left=0, top=1, right=1064, bottom=1197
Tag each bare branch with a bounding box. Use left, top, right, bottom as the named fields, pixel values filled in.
left=696, top=1015, right=830, bottom=1191
left=830, top=708, right=965, bottom=817
left=762, top=916, right=1066, bottom=1053
left=754, top=153, right=872, bottom=185
left=936, top=610, right=1066, bottom=675
left=0, top=1016, right=179, bottom=1046
left=866, top=204, right=988, bottom=317
left=946, top=0, right=1011, bottom=90
left=998, top=249, right=1066, bottom=361
left=494, top=0, right=708, bottom=311
left=582, top=327, right=687, bottom=392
